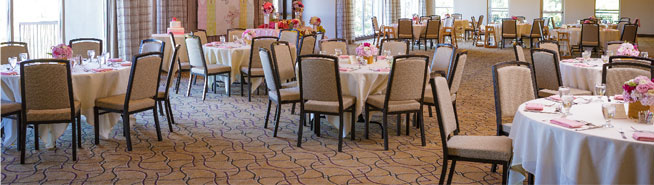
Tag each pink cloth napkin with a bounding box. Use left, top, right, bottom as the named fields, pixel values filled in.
left=525, top=103, right=544, bottom=111
left=92, top=68, right=114, bottom=73
left=547, top=95, right=562, bottom=101
left=377, top=56, right=387, bottom=60
left=1, top=71, right=18, bottom=75
left=614, top=95, right=624, bottom=100
left=108, top=58, right=123, bottom=62
left=339, top=67, right=351, bottom=72
left=574, top=63, right=591, bottom=67
left=633, top=132, right=654, bottom=142
left=120, top=62, right=132, bottom=66
left=561, top=59, right=576, bottom=63
left=375, top=68, right=391, bottom=72
left=550, top=118, right=585, bottom=128
left=339, top=55, right=350, bottom=59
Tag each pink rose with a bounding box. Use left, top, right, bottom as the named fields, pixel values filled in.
left=636, top=82, right=654, bottom=94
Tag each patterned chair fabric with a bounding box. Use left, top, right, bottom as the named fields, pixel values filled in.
left=299, top=35, right=316, bottom=56
left=580, top=23, right=600, bottom=46
left=514, top=44, right=526, bottom=62
left=21, top=61, right=78, bottom=121
left=539, top=41, right=560, bottom=61
left=70, top=39, right=102, bottom=59
left=139, top=39, right=165, bottom=54
left=0, top=42, right=29, bottom=65
left=449, top=52, right=468, bottom=96
left=502, top=20, right=517, bottom=38
left=227, top=28, right=246, bottom=42
left=397, top=19, right=413, bottom=39
left=604, top=67, right=651, bottom=96
left=271, top=42, right=296, bottom=82
left=379, top=39, right=409, bottom=56
left=431, top=44, right=456, bottom=75
left=194, top=30, right=209, bottom=45
left=279, top=30, right=299, bottom=46
left=320, top=40, right=347, bottom=55
left=425, top=20, right=441, bottom=39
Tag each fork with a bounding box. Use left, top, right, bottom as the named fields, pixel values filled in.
left=618, top=128, right=628, bottom=139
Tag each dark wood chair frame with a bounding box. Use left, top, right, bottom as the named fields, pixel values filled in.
left=261, top=46, right=302, bottom=138
left=185, top=35, right=233, bottom=100
left=155, top=44, right=180, bottom=130
left=241, top=36, right=279, bottom=102
left=530, top=48, right=563, bottom=97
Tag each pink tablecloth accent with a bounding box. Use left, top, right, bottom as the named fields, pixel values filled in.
left=246, top=29, right=280, bottom=37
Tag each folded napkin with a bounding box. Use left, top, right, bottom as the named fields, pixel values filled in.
left=92, top=68, right=114, bottom=73
left=613, top=95, right=624, bottom=100
left=120, top=62, right=132, bottom=66
left=574, top=63, right=591, bottom=67
left=550, top=118, right=585, bottom=128
left=338, top=67, right=351, bottom=72
left=1, top=71, right=18, bottom=75
left=375, top=68, right=391, bottom=72
left=547, top=95, right=562, bottom=101
left=339, top=55, right=350, bottom=59
left=525, top=103, right=544, bottom=111
left=377, top=56, right=387, bottom=60
left=633, top=132, right=654, bottom=142
left=108, top=58, right=123, bottom=62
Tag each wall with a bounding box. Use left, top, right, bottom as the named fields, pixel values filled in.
left=302, top=0, right=337, bottom=39
left=454, top=0, right=487, bottom=23
left=563, top=0, right=594, bottom=25
left=620, top=0, right=653, bottom=35
left=509, top=0, right=541, bottom=22
left=64, top=0, right=105, bottom=44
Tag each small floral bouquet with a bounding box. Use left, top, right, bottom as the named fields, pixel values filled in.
left=290, top=19, right=301, bottom=29
left=293, top=1, right=304, bottom=12
left=316, top=25, right=326, bottom=33
left=242, top=30, right=256, bottom=41
left=584, top=16, right=597, bottom=24
left=412, top=14, right=419, bottom=22
left=511, top=16, right=518, bottom=20
left=49, top=44, right=73, bottom=59
left=310, top=16, right=321, bottom=26
left=356, top=43, right=378, bottom=57
left=623, top=76, right=654, bottom=105
left=262, top=2, right=274, bottom=14
left=617, top=42, right=640, bottom=56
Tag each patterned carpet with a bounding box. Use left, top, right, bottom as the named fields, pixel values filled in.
left=2, top=38, right=653, bottom=184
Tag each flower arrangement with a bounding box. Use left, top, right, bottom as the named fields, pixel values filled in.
left=310, top=16, right=321, bottom=26
left=262, top=2, right=274, bottom=14
left=292, top=1, right=304, bottom=13
left=617, top=42, right=640, bottom=56
left=412, top=14, right=419, bottom=22
left=511, top=16, right=518, bottom=20
left=316, top=25, right=326, bottom=33
left=242, top=30, right=256, bottom=41
left=623, top=76, right=654, bottom=105
left=583, top=16, right=597, bottom=24
left=290, top=19, right=301, bottom=29
left=355, top=43, right=378, bottom=57
left=49, top=44, right=73, bottom=59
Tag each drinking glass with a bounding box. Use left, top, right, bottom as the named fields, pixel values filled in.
left=232, top=35, right=238, bottom=42
left=559, top=86, right=573, bottom=115
left=87, top=50, right=96, bottom=63
left=582, top=50, right=591, bottom=61
left=335, top=49, right=344, bottom=56
left=641, top=52, right=649, bottom=58
left=601, top=54, right=609, bottom=63
left=602, top=103, right=616, bottom=128
left=220, top=36, right=226, bottom=43
left=595, top=83, right=606, bottom=102
left=18, top=53, right=28, bottom=62
left=8, top=57, right=17, bottom=71
left=383, top=50, right=391, bottom=58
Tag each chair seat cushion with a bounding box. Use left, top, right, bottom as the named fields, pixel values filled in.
left=27, top=101, right=81, bottom=122
left=281, top=81, right=298, bottom=89
left=95, top=94, right=156, bottom=112
left=269, top=87, right=300, bottom=102
left=1, top=100, right=21, bottom=115
left=240, top=67, right=264, bottom=76
left=191, top=64, right=231, bottom=74
left=502, top=33, right=517, bottom=38
left=366, top=95, right=420, bottom=112
left=538, top=88, right=592, bottom=98
left=305, top=96, right=356, bottom=113
left=447, top=135, right=512, bottom=161
left=581, top=41, right=599, bottom=46
left=179, top=62, right=191, bottom=70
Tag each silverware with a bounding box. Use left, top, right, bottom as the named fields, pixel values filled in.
left=575, top=125, right=604, bottom=131
left=631, top=126, right=654, bottom=134
left=618, top=128, right=628, bottom=139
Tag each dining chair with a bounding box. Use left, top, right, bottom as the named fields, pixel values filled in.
left=430, top=15, right=441, bottom=20
left=430, top=44, right=457, bottom=78
left=397, top=18, right=414, bottom=49
left=185, top=35, right=233, bottom=100
left=314, top=32, right=324, bottom=53
left=279, top=29, right=300, bottom=47
left=93, top=52, right=165, bottom=151
left=194, top=29, right=209, bottom=45
left=296, top=54, right=356, bottom=152
left=155, top=44, right=181, bottom=129
left=379, top=39, right=409, bottom=56
left=260, top=48, right=301, bottom=137
left=425, top=50, right=468, bottom=119
left=365, top=55, right=429, bottom=150
left=579, top=23, right=601, bottom=54
left=298, top=34, right=316, bottom=57
left=538, top=40, right=561, bottom=61
left=501, top=19, right=518, bottom=48
left=241, top=36, right=279, bottom=101
left=420, top=19, right=440, bottom=50
left=19, top=59, right=81, bottom=164
left=420, top=16, right=431, bottom=24
left=1, top=100, right=21, bottom=151
left=605, top=41, right=624, bottom=55
left=271, top=41, right=298, bottom=88
left=69, top=38, right=102, bottom=58
left=492, top=61, right=537, bottom=136
left=524, top=19, right=544, bottom=48
left=227, top=28, right=246, bottom=42
left=452, top=13, right=462, bottom=20
left=602, top=62, right=654, bottom=96
left=320, top=39, right=347, bottom=55
left=433, top=75, right=512, bottom=185
left=139, top=39, right=165, bottom=54
left=465, top=16, right=476, bottom=40
left=169, top=32, right=191, bottom=94
left=0, top=42, right=29, bottom=65
left=621, top=24, right=638, bottom=44
left=530, top=48, right=591, bottom=97
left=513, top=43, right=526, bottom=62
left=608, top=55, right=654, bottom=66
left=372, top=16, right=384, bottom=46
left=473, top=15, right=486, bottom=47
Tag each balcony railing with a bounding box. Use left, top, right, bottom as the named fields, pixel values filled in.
left=18, top=21, right=61, bottom=59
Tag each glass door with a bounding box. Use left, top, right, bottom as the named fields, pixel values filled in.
left=12, top=0, right=62, bottom=59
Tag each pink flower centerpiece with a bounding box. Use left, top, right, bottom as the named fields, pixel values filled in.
left=262, top=2, right=274, bottom=14
left=356, top=43, right=378, bottom=64
left=310, top=16, right=321, bottom=26
left=50, top=44, right=73, bottom=59
left=617, top=42, right=640, bottom=56
left=292, top=1, right=304, bottom=12
left=623, top=76, right=654, bottom=118
left=241, top=30, right=256, bottom=44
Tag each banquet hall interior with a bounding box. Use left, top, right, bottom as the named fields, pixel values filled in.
left=1, top=0, right=653, bottom=184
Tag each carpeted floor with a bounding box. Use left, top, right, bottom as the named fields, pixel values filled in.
left=2, top=37, right=653, bottom=184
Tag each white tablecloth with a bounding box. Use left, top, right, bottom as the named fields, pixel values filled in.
left=489, top=23, right=532, bottom=40
left=202, top=42, right=296, bottom=94
left=559, top=58, right=603, bottom=91
left=552, top=28, right=620, bottom=48
left=1, top=63, right=131, bottom=148
left=245, top=29, right=280, bottom=37
left=392, top=20, right=470, bottom=40
left=509, top=98, right=654, bottom=184
left=152, top=33, right=190, bottom=72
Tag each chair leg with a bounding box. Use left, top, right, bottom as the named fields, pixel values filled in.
left=247, top=76, right=252, bottom=102
left=175, top=69, right=182, bottom=94
left=491, top=164, right=498, bottom=172
left=502, top=163, right=509, bottom=185
left=428, top=105, right=433, bottom=117
left=158, top=101, right=164, bottom=116
left=273, top=103, right=281, bottom=137
left=213, top=75, right=217, bottom=94
left=122, top=113, right=132, bottom=151
left=396, top=114, right=401, bottom=136
left=297, top=108, right=305, bottom=147
left=202, top=76, right=209, bottom=101
left=71, top=119, right=77, bottom=161
left=439, top=159, right=448, bottom=185
left=364, top=104, right=370, bottom=139
left=264, top=99, right=272, bottom=128
left=382, top=112, right=389, bottom=150
left=528, top=172, right=535, bottom=184
left=338, top=114, right=344, bottom=152
left=186, top=74, right=194, bottom=97
left=227, top=74, right=231, bottom=97
left=291, top=103, right=296, bottom=114
left=447, top=160, right=457, bottom=184
left=19, top=118, right=25, bottom=164
left=94, top=107, right=100, bottom=145
left=314, top=113, right=320, bottom=137
left=350, top=110, right=355, bottom=140
left=419, top=111, right=426, bottom=146
left=34, top=124, right=39, bottom=150
left=165, top=99, right=174, bottom=131
left=153, top=107, right=162, bottom=141
left=77, top=114, right=82, bottom=148
left=407, top=113, right=413, bottom=136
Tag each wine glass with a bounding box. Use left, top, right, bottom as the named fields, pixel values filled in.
left=640, top=52, right=649, bottom=58
left=602, top=103, right=616, bottom=128
left=334, top=49, right=343, bottom=57
left=601, top=54, right=609, bottom=63
left=595, top=83, right=606, bottom=102
left=582, top=50, right=591, bottom=61
left=18, top=53, right=28, bottom=62
left=559, top=86, right=573, bottom=115
left=87, top=50, right=96, bottom=63
left=232, top=35, right=238, bottom=42
left=383, top=50, right=391, bottom=58
left=8, top=57, right=17, bottom=71
left=220, top=36, right=226, bottom=43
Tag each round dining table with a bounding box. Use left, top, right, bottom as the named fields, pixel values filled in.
left=1, top=62, right=131, bottom=148
left=391, top=20, right=470, bottom=40
left=559, top=57, right=604, bottom=91
left=552, top=27, right=620, bottom=48
left=488, top=23, right=532, bottom=40
left=509, top=97, right=654, bottom=184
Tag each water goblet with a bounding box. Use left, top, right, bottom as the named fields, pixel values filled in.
left=220, top=36, right=226, bottom=43
left=601, top=54, right=609, bottom=63
left=18, top=53, right=28, bottom=62
left=334, top=49, right=343, bottom=57
left=8, top=57, right=18, bottom=71
left=595, top=83, right=606, bottom=102
left=602, top=103, right=616, bottom=128
left=640, top=52, right=649, bottom=58
left=87, top=50, right=96, bottom=63
left=383, top=50, right=391, bottom=58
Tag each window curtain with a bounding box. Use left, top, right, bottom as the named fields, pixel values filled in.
left=116, top=0, right=153, bottom=60
left=336, top=0, right=355, bottom=42
left=385, top=0, right=401, bottom=24
left=155, top=0, right=187, bottom=33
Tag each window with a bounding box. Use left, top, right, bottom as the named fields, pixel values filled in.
left=400, top=0, right=422, bottom=19
left=488, top=0, right=508, bottom=24
left=12, top=0, right=63, bottom=59
left=595, top=0, right=620, bottom=23
left=352, top=0, right=385, bottom=38
left=434, top=0, right=453, bottom=17
left=542, top=0, right=563, bottom=27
